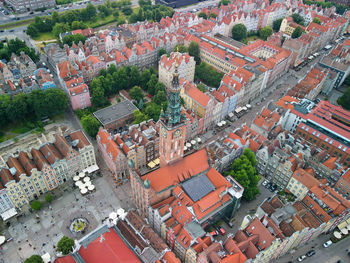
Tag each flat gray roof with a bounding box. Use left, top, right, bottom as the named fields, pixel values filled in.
left=182, top=174, right=215, bottom=202
left=93, top=100, right=138, bottom=126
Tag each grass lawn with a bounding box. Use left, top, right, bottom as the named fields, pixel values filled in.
left=0, top=122, right=37, bottom=143
left=33, top=32, right=56, bottom=41
left=0, top=18, right=34, bottom=30
left=246, top=35, right=264, bottom=42
left=86, top=15, right=118, bottom=28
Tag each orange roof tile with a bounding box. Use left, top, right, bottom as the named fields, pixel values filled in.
left=142, top=149, right=209, bottom=192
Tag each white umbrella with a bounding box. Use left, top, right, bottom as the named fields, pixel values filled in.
left=222, top=120, right=226, bottom=125
left=0, top=236, right=5, bottom=245
left=341, top=228, right=348, bottom=235
left=85, top=181, right=92, bottom=187
left=75, top=181, right=83, bottom=187
left=109, top=212, right=117, bottom=220
left=196, top=137, right=201, bottom=143
left=79, top=184, right=86, bottom=190
left=191, top=140, right=196, bottom=145
left=184, top=146, right=187, bottom=151
left=334, top=231, right=342, bottom=239
left=88, top=185, right=95, bottom=191
left=217, top=122, right=222, bottom=127
left=186, top=142, right=192, bottom=148
left=347, top=225, right=350, bottom=231
left=80, top=188, right=88, bottom=195
left=73, top=176, right=80, bottom=182
left=83, top=177, right=90, bottom=182
left=79, top=172, right=85, bottom=179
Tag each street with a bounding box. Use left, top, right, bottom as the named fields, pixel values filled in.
left=277, top=235, right=350, bottom=263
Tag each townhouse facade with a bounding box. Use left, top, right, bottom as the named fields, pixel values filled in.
left=0, top=130, right=96, bottom=214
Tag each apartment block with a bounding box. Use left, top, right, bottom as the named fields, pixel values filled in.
left=5, top=0, right=55, bottom=13
left=159, top=52, right=195, bottom=89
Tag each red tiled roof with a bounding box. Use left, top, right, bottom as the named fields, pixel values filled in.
left=78, top=228, right=141, bottom=263
left=292, top=168, right=319, bottom=189
left=54, top=256, right=76, bottom=263
left=98, top=129, right=122, bottom=162
left=181, top=78, right=211, bottom=108
left=142, top=149, right=209, bottom=192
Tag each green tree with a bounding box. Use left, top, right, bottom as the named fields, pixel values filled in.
left=138, top=98, right=144, bottom=109
left=198, top=12, right=207, bottom=19
left=81, top=115, right=100, bottom=137
left=45, top=194, right=53, bottom=203
left=26, top=24, right=39, bottom=38
left=338, top=87, right=350, bottom=110
left=52, top=23, right=70, bottom=38
left=129, top=13, right=139, bottom=23
left=140, top=69, right=152, bottom=89
left=117, top=17, right=126, bottom=25
left=220, top=0, right=230, bottom=5
left=6, top=93, right=27, bottom=122
left=158, top=48, right=167, bottom=58
left=188, top=41, right=201, bottom=65
left=195, top=62, right=223, bottom=88
left=209, top=13, right=217, bottom=19
left=153, top=90, right=167, bottom=105
left=30, top=200, right=43, bottom=211
left=86, top=3, right=97, bottom=19
left=133, top=110, right=148, bottom=124
left=231, top=24, right=247, bottom=41
left=226, top=151, right=260, bottom=201
left=273, top=18, right=283, bottom=31
left=24, top=255, right=44, bottom=263
left=197, top=83, right=206, bottom=92
left=259, top=26, right=273, bottom=40
left=129, top=66, right=140, bottom=87
left=144, top=102, right=161, bottom=121
left=0, top=94, right=10, bottom=127
left=312, top=17, right=321, bottom=25
left=292, top=26, right=303, bottom=39
left=122, top=6, right=133, bottom=15
left=57, top=236, right=75, bottom=255
left=129, top=86, right=144, bottom=102
left=292, top=13, right=304, bottom=26
left=44, top=89, right=68, bottom=117
left=147, top=74, right=158, bottom=96
left=174, top=44, right=187, bottom=53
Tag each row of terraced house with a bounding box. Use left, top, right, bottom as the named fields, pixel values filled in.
left=0, top=130, right=96, bottom=221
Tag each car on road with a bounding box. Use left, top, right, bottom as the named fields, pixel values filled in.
left=323, top=240, right=332, bottom=248
left=298, top=255, right=306, bottom=262
left=209, top=230, right=218, bottom=237
left=217, top=226, right=226, bottom=235
left=29, top=11, right=34, bottom=14
left=306, top=250, right=315, bottom=257
left=9, top=29, right=14, bottom=32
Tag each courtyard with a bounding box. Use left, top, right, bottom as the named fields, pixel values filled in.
left=0, top=168, right=134, bottom=263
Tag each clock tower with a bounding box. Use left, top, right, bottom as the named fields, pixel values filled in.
left=159, top=64, right=186, bottom=167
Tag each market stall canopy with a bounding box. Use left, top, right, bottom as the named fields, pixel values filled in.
left=82, top=164, right=99, bottom=174
left=83, top=177, right=91, bottom=182
left=341, top=227, right=348, bottom=235
left=88, top=185, right=95, bottom=191
left=0, top=236, right=5, bottom=245
left=334, top=231, right=342, bottom=239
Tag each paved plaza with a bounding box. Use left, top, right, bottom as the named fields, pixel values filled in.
left=0, top=170, right=134, bottom=263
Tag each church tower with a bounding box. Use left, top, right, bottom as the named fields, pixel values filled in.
left=159, top=64, right=186, bottom=167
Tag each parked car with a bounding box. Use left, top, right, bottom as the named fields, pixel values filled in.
left=216, top=226, right=226, bottom=235
left=262, top=180, right=268, bottom=187
left=306, top=250, right=315, bottom=257
left=209, top=230, right=218, bottom=237
left=298, top=255, right=306, bottom=262
left=323, top=240, right=332, bottom=248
